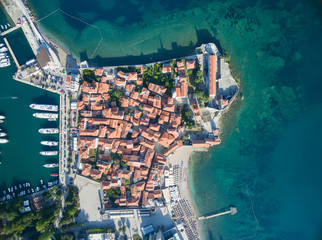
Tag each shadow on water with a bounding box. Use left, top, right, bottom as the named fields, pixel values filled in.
left=31, top=95, right=59, bottom=105
left=81, top=28, right=222, bottom=66
left=42, top=135, right=58, bottom=141
left=44, top=158, right=58, bottom=164
left=39, top=121, right=59, bottom=128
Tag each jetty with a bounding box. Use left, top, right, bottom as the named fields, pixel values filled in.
left=0, top=25, right=21, bottom=36
left=198, top=207, right=237, bottom=220
left=3, top=37, right=20, bottom=69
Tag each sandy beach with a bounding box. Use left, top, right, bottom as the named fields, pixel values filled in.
left=167, top=145, right=208, bottom=239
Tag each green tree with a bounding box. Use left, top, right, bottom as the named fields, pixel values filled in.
left=38, top=229, right=55, bottom=240
left=36, top=218, right=51, bottom=232
left=195, top=70, right=204, bottom=84
left=133, top=234, right=142, bottom=240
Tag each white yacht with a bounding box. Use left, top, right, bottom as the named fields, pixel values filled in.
left=30, top=104, right=58, bottom=112
left=40, top=151, right=58, bottom=156
left=39, top=128, right=59, bottom=134
left=33, top=113, right=59, bottom=119
left=41, top=141, right=58, bottom=146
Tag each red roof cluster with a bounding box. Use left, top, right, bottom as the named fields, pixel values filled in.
left=78, top=67, right=186, bottom=207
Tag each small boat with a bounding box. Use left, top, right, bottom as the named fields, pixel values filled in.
left=0, top=120, right=3, bottom=123
left=50, top=173, right=58, bottom=177
left=12, top=96, right=17, bottom=99
left=14, top=186, right=17, bottom=190
left=0, top=139, right=8, bottom=144
left=7, top=187, right=10, bottom=192
left=0, top=25, right=3, bottom=30
left=0, top=115, right=5, bottom=120
left=12, top=192, right=15, bottom=198
left=0, top=47, right=8, bottom=53
left=31, top=188, right=34, bottom=193
left=48, top=118, right=57, bottom=121
left=23, top=183, right=25, bottom=188
left=43, top=163, right=58, bottom=168
left=0, top=132, right=6, bottom=137
left=19, top=184, right=21, bottom=188
left=27, top=189, right=30, bottom=194
left=4, top=25, right=7, bottom=29
left=3, top=190, right=5, bottom=195
left=0, top=44, right=3, bottom=47
left=10, top=187, right=13, bottom=192
left=40, top=179, right=43, bottom=184
left=0, top=62, right=10, bottom=68
left=48, top=182, right=53, bottom=187
left=7, top=23, right=10, bottom=27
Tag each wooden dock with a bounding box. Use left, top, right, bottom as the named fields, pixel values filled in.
left=198, top=207, right=237, bottom=220
left=0, top=25, right=21, bottom=36
left=3, top=38, right=20, bottom=69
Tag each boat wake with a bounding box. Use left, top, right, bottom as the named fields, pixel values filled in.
left=0, top=96, right=17, bottom=100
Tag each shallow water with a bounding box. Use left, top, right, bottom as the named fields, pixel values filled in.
left=25, top=0, right=322, bottom=239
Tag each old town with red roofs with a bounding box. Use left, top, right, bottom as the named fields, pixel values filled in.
left=77, top=56, right=224, bottom=209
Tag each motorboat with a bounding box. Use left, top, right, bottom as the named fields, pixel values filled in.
left=0, top=139, right=8, bottom=143
left=40, top=151, right=58, bottom=156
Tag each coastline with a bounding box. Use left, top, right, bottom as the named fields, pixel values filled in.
left=167, top=146, right=208, bottom=239
left=38, top=24, right=72, bottom=67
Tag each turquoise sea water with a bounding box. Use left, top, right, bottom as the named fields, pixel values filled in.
left=0, top=8, right=59, bottom=192
left=18, top=0, right=322, bottom=239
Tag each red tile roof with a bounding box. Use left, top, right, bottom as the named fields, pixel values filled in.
left=209, top=55, right=217, bottom=96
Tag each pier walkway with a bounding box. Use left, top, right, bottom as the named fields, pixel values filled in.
left=198, top=207, right=237, bottom=220
left=0, top=25, right=21, bottom=36
left=3, top=37, right=20, bottom=69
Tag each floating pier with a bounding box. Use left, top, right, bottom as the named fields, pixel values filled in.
left=198, top=207, right=237, bottom=220
left=3, top=38, right=20, bottom=69
left=0, top=25, right=21, bottom=36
